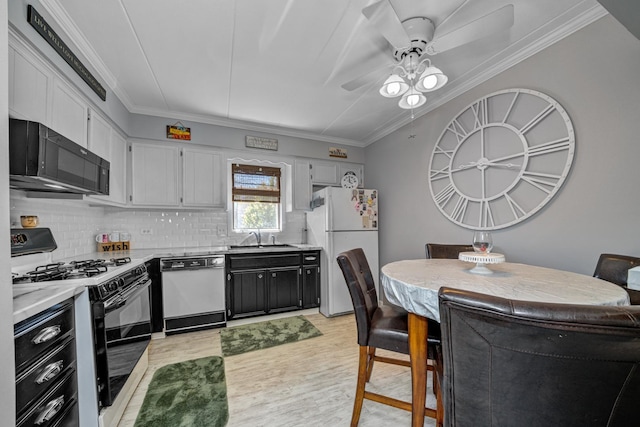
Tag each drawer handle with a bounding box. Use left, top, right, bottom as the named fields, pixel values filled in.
left=35, top=360, right=64, bottom=384
left=304, top=256, right=317, bottom=261
left=32, top=325, right=62, bottom=344
left=35, top=396, right=65, bottom=425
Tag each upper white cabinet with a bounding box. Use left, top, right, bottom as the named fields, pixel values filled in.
left=8, top=45, right=49, bottom=123
left=130, top=142, right=225, bottom=208
left=87, top=109, right=127, bottom=205
left=130, top=142, right=180, bottom=206
left=182, top=147, right=225, bottom=208
left=310, top=160, right=339, bottom=186
left=309, top=160, right=365, bottom=188
left=339, top=162, right=365, bottom=188
left=51, top=80, right=88, bottom=147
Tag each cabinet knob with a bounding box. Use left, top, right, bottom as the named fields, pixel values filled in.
left=32, top=325, right=62, bottom=345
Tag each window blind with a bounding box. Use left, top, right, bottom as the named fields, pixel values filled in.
left=232, top=164, right=281, bottom=203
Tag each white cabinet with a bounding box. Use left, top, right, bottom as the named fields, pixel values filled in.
left=310, top=160, right=339, bottom=185
left=8, top=46, right=49, bottom=123
left=131, top=143, right=180, bottom=206
left=130, top=142, right=225, bottom=208
left=339, top=162, right=365, bottom=188
left=51, top=80, right=88, bottom=147
left=294, top=160, right=312, bottom=211
left=182, top=147, right=225, bottom=208
left=87, top=110, right=128, bottom=205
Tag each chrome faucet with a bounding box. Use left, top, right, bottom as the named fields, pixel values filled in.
left=250, top=230, right=262, bottom=245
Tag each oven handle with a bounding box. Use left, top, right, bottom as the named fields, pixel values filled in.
left=104, top=278, right=151, bottom=313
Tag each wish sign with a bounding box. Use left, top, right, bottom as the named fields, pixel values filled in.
left=166, top=122, right=191, bottom=140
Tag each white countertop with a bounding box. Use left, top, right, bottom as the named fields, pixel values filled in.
left=13, top=244, right=323, bottom=324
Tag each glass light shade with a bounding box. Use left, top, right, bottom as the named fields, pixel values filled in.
left=379, top=74, right=409, bottom=98
left=398, top=88, right=426, bottom=109
left=415, top=66, right=448, bottom=92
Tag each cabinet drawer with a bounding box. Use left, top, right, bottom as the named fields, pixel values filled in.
left=228, top=253, right=301, bottom=270
left=17, top=369, right=77, bottom=427
left=16, top=336, right=76, bottom=414
left=302, top=251, right=319, bottom=265
left=14, top=300, right=75, bottom=373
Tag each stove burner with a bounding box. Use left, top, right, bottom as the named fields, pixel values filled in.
left=71, top=259, right=107, bottom=269
left=80, top=265, right=109, bottom=277
left=26, top=263, right=72, bottom=282
left=111, top=257, right=131, bottom=266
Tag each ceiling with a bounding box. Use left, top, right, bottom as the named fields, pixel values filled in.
left=39, top=0, right=606, bottom=147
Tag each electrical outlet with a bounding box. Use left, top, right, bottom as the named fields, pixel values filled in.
left=140, top=228, right=153, bottom=235
left=216, top=224, right=227, bottom=237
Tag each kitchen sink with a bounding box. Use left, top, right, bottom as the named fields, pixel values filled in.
left=228, top=244, right=295, bottom=249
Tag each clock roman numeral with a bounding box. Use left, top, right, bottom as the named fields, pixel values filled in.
left=434, top=184, right=456, bottom=207
left=446, top=119, right=468, bottom=143
left=451, top=196, right=469, bottom=223
left=521, top=171, right=562, bottom=194
left=471, top=98, right=488, bottom=129
left=430, top=165, right=451, bottom=182
left=504, top=193, right=527, bottom=219
left=520, top=104, right=556, bottom=134
left=479, top=200, right=495, bottom=228
left=527, top=137, right=573, bottom=157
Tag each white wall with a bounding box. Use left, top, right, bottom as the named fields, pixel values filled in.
left=365, top=15, right=640, bottom=275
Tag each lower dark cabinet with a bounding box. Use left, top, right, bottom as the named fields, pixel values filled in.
left=226, top=251, right=320, bottom=320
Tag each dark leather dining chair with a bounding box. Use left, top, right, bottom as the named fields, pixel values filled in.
left=593, top=253, right=640, bottom=304
left=337, top=248, right=442, bottom=426
left=425, top=243, right=474, bottom=259
left=437, top=287, right=640, bottom=427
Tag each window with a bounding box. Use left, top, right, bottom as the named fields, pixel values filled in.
left=232, top=163, right=281, bottom=231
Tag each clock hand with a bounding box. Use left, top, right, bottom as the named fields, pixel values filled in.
left=450, top=162, right=478, bottom=173
left=485, top=161, right=522, bottom=169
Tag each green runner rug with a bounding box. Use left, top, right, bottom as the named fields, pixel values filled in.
left=220, top=315, right=322, bottom=357
left=134, top=356, right=228, bottom=427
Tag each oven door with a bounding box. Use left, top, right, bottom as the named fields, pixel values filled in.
left=93, top=276, right=151, bottom=408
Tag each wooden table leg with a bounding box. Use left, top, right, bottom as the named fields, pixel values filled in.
left=408, top=312, right=428, bottom=427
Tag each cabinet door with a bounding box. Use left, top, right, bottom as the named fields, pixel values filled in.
left=131, top=143, right=180, bottom=206
left=87, top=109, right=111, bottom=160
left=310, top=160, right=339, bottom=185
left=228, top=271, right=268, bottom=319
left=268, top=267, right=300, bottom=313
left=302, top=265, right=320, bottom=308
left=182, top=148, right=224, bottom=207
left=9, top=46, right=49, bottom=123
left=293, top=160, right=312, bottom=210
left=339, top=162, right=364, bottom=188
left=51, top=80, right=88, bottom=147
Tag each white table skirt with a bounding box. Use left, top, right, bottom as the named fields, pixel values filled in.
left=381, top=259, right=630, bottom=322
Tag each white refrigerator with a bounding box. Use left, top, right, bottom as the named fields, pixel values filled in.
left=306, top=187, right=379, bottom=317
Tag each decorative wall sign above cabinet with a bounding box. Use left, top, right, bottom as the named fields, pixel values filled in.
left=428, top=88, right=575, bottom=230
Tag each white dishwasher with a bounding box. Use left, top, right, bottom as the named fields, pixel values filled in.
left=160, top=255, right=226, bottom=334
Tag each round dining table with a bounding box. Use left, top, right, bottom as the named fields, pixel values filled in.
left=380, top=258, right=630, bottom=427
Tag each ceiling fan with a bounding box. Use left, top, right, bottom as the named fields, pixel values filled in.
left=342, top=0, right=515, bottom=106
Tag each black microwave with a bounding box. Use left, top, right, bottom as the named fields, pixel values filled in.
left=9, top=119, right=110, bottom=196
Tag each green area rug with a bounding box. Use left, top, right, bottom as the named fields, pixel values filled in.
left=220, top=315, right=322, bottom=357
left=134, top=356, right=228, bottom=427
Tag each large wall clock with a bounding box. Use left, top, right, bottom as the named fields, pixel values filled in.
left=428, top=88, right=575, bottom=230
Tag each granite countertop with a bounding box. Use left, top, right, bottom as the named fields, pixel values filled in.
left=13, top=244, right=323, bottom=324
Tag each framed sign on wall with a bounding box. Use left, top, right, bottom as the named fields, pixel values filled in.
left=428, top=88, right=575, bottom=230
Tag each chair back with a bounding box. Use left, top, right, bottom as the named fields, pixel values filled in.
left=438, top=287, right=640, bottom=427
left=337, top=248, right=379, bottom=346
left=593, top=253, right=640, bottom=286
left=426, top=243, right=474, bottom=259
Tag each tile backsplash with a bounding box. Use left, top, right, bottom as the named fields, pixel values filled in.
left=10, top=192, right=306, bottom=261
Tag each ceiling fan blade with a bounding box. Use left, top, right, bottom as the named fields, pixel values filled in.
left=341, top=64, right=391, bottom=92
left=428, top=4, right=514, bottom=54
left=362, top=0, right=410, bottom=50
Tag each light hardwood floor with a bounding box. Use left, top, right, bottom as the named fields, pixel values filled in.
left=118, top=313, right=438, bottom=427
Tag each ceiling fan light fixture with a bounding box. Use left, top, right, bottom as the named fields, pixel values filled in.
left=379, top=74, right=409, bottom=98
left=398, top=88, right=426, bottom=109
left=416, top=66, right=448, bottom=92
